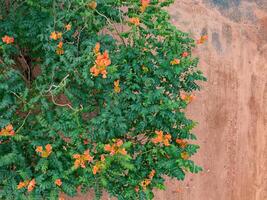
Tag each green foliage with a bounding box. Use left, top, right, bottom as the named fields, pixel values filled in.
left=0, top=0, right=206, bottom=199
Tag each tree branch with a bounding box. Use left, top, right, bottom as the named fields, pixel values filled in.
left=95, top=9, right=127, bottom=46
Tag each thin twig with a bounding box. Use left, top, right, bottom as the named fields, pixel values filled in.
left=45, top=74, right=69, bottom=93
left=16, top=111, right=31, bottom=134
left=10, top=91, right=27, bottom=105
left=44, top=74, right=83, bottom=112
left=76, top=26, right=86, bottom=56
left=50, top=93, right=76, bottom=111
left=95, top=9, right=127, bottom=46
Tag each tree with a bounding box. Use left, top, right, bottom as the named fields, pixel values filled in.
left=0, top=0, right=206, bottom=199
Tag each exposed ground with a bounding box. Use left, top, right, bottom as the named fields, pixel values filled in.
left=68, top=0, right=267, bottom=199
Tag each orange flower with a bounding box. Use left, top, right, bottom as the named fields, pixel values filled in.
left=180, top=92, right=195, bottom=103
left=88, top=1, right=97, bottom=9
left=27, top=179, right=36, bottom=192
left=100, top=155, right=105, bottom=161
left=176, top=139, right=188, bottom=148
left=17, top=180, right=29, bottom=190
left=56, top=41, right=64, bottom=55
left=56, top=48, right=64, bottom=55
left=151, top=130, right=163, bottom=144
left=93, top=155, right=105, bottom=175
left=95, top=51, right=111, bottom=68
left=57, top=41, right=63, bottom=48
left=2, top=35, right=14, bottom=44
left=73, top=150, right=94, bottom=169
left=170, top=58, right=180, bottom=65
left=104, top=139, right=127, bottom=156
left=114, top=80, right=121, bottom=93
left=104, top=144, right=112, bottom=152
left=50, top=32, right=62, bottom=40
left=148, top=169, right=156, bottom=179
left=129, top=17, right=140, bottom=26
left=140, top=179, right=151, bottom=190
left=0, top=124, right=15, bottom=136
left=35, top=146, right=43, bottom=153
left=104, top=144, right=115, bottom=155
left=92, top=164, right=101, bottom=175
left=141, top=0, right=150, bottom=6
left=135, top=186, right=139, bottom=192
left=55, top=179, right=62, bottom=186
left=140, top=0, right=150, bottom=12
left=181, top=152, right=190, bottom=160
left=50, top=32, right=58, bottom=40
left=197, top=35, right=208, bottom=44
left=119, top=148, right=127, bottom=155
left=94, top=42, right=100, bottom=54
left=140, top=169, right=156, bottom=190
left=65, top=24, right=72, bottom=31
left=182, top=52, right=189, bottom=57
left=56, top=32, right=62, bottom=39
left=163, top=134, right=171, bottom=146
left=152, top=130, right=171, bottom=146
left=36, top=144, right=52, bottom=158
left=116, top=139, right=123, bottom=147
left=90, top=50, right=111, bottom=78
left=18, top=179, right=35, bottom=192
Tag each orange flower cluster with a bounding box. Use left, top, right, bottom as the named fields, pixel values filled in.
left=65, top=24, right=71, bottom=31
left=17, top=179, right=36, bottom=192
left=114, top=80, right=121, bottom=93
left=181, top=152, right=190, bottom=160
left=56, top=41, right=64, bottom=55
left=92, top=155, right=105, bottom=175
left=0, top=124, right=15, bottom=136
left=50, top=31, right=64, bottom=55
left=55, top=179, right=62, bottom=186
left=88, top=1, right=97, bottom=9
left=73, top=150, right=94, bottom=169
left=104, top=139, right=127, bottom=156
left=50, top=31, right=62, bottom=40
left=140, top=169, right=156, bottom=190
left=140, top=179, right=151, bottom=190
left=176, top=139, right=188, bottom=148
left=170, top=58, right=180, bottom=65
left=2, top=35, right=14, bottom=44
left=90, top=43, right=111, bottom=78
left=182, top=51, right=189, bottom=57
left=140, top=0, right=150, bottom=13
left=180, top=92, right=195, bottom=104
left=151, top=130, right=171, bottom=146
left=129, top=17, right=140, bottom=26
left=36, top=144, right=52, bottom=158
left=197, top=35, right=208, bottom=44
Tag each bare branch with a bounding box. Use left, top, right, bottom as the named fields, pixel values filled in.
left=95, top=9, right=127, bottom=46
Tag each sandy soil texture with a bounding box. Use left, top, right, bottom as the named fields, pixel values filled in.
left=68, top=0, right=267, bottom=199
